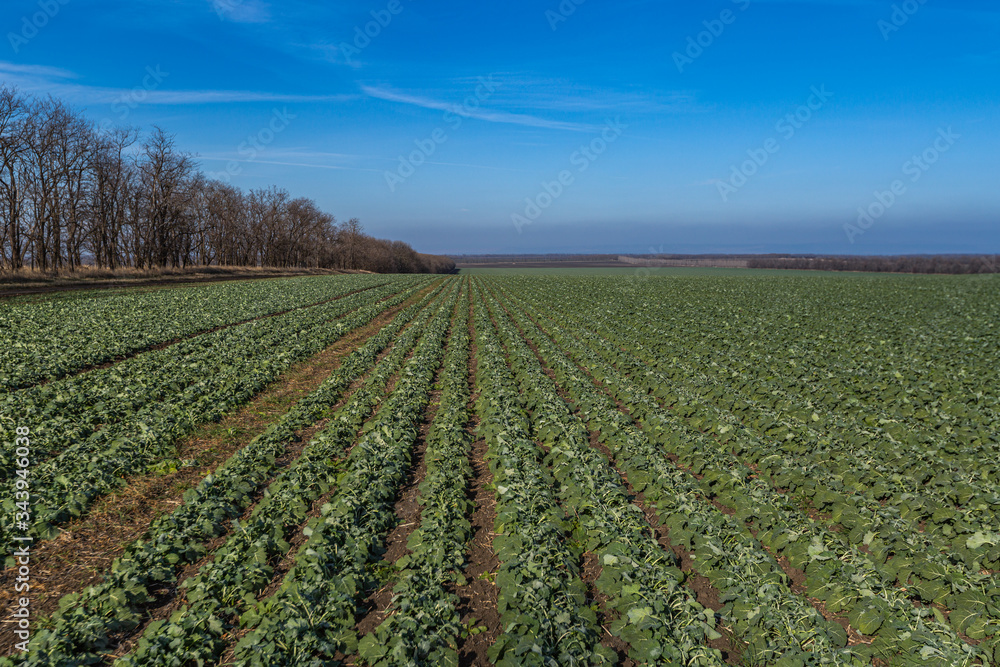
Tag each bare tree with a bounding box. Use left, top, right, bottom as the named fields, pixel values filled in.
left=87, top=126, right=138, bottom=269
left=0, top=87, right=28, bottom=269
left=135, top=127, right=196, bottom=268
left=0, top=88, right=456, bottom=276
left=340, top=217, right=364, bottom=270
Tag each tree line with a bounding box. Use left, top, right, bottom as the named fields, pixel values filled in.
left=452, top=253, right=999, bottom=275
left=0, top=87, right=454, bottom=275
left=744, top=254, right=998, bottom=274
left=627, top=253, right=998, bottom=274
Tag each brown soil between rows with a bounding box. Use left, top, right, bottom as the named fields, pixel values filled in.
left=107, top=314, right=430, bottom=661
left=351, top=384, right=441, bottom=642
left=587, top=433, right=745, bottom=666
left=580, top=552, right=635, bottom=666
left=213, top=421, right=382, bottom=666
left=578, top=306, right=986, bottom=632
left=489, top=294, right=647, bottom=666
left=216, top=291, right=451, bottom=665
left=211, top=452, right=355, bottom=666
left=486, top=289, right=649, bottom=663
left=103, top=409, right=345, bottom=663
left=0, top=283, right=436, bottom=653
left=757, top=541, right=874, bottom=649
left=455, top=302, right=501, bottom=667
left=454, top=432, right=500, bottom=667
left=591, top=343, right=889, bottom=653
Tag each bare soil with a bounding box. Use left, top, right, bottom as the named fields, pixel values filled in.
left=455, top=307, right=501, bottom=667
left=580, top=552, right=634, bottom=666
left=352, top=382, right=440, bottom=639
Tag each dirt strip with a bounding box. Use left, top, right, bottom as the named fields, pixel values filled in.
left=102, top=408, right=356, bottom=662
left=483, top=291, right=651, bottom=663
left=351, top=300, right=459, bottom=643
left=579, top=552, right=635, bottom=666
left=70, top=287, right=447, bottom=662
left=105, top=314, right=438, bottom=661
left=455, top=293, right=501, bottom=667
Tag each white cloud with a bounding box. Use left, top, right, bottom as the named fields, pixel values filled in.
left=361, top=85, right=601, bottom=133
left=207, top=0, right=271, bottom=23
left=0, top=62, right=77, bottom=80
left=0, top=60, right=356, bottom=107
left=198, top=156, right=378, bottom=171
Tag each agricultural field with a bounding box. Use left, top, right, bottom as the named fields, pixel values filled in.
left=1, top=271, right=998, bottom=666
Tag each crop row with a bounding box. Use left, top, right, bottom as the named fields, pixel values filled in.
left=494, top=279, right=995, bottom=665
left=482, top=281, right=860, bottom=665
left=359, top=285, right=476, bottom=665
left=505, top=280, right=1000, bottom=649
left=0, top=277, right=419, bottom=470
left=0, top=275, right=389, bottom=391
left=117, top=281, right=461, bottom=666
left=228, top=282, right=459, bottom=665
left=528, top=281, right=1000, bottom=568
left=2, top=282, right=448, bottom=667
left=598, top=295, right=1000, bottom=546
left=478, top=286, right=727, bottom=665
left=0, top=279, right=432, bottom=546
left=6, top=273, right=996, bottom=667
left=583, top=307, right=1000, bottom=588
left=470, top=281, right=613, bottom=667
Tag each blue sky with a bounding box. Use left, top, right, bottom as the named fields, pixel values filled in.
left=2, top=0, right=998, bottom=255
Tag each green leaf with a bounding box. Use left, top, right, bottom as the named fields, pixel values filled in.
left=627, top=606, right=653, bottom=625
left=358, top=633, right=388, bottom=660
left=967, top=532, right=996, bottom=550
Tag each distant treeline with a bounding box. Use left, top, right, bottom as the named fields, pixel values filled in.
left=0, top=87, right=454, bottom=275
left=453, top=253, right=998, bottom=275
left=744, top=254, right=998, bottom=274
left=452, top=254, right=621, bottom=265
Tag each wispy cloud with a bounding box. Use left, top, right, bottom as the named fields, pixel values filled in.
left=411, top=159, right=522, bottom=171
left=207, top=0, right=271, bottom=23
left=0, top=60, right=356, bottom=106
left=361, top=85, right=600, bottom=133
left=520, top=91, right=700, bottom=114
left=456, top=74, right=704, bottom=115
left=267, top=148, right=378, bottom=160
left=0, top=62, right=78, bottom=80
left=200, top=151, right=522, bottom=173
left=198, top=156, right=380, bottom=171
left=127, top=90, right=355, bottom=105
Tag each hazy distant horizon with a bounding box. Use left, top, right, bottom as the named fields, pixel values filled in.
left=379, top=218, right=998, bottom=257
left=3, top=0, right=997, bottom=256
